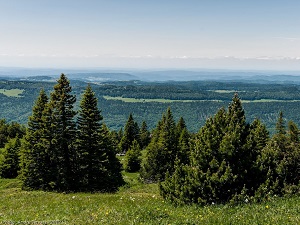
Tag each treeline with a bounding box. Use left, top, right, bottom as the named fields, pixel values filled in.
left=0, top=75, right=299, bottom=205
left=3, top=79, right=300, bottom=133
left=93, top=80, right=300, bottom=101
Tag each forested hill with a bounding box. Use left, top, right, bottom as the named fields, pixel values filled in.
left=1, top=78, right=300, bottom=132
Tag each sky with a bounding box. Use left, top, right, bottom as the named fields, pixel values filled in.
left=0, top=0, right=300, bottom=71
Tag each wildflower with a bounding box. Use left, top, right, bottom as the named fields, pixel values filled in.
left=72, top=196, right=76, bottom=199
left=266, top=205, right=269, bottom=209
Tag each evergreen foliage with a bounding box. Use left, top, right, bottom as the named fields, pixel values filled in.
left=139, top=121, right=151, bottom=149
left=49, top=74, right=77, bottom=191
left=76, top=84, right=106, bottom=191
left=0, top=119, right=25, bottom=148
left=140, top=107, right=179, bottom=182
left=1, top=79, right=299, bottom=204
left=19, top=89, right=50, bottom=189
left=124, top=139, right=142, bottom=172
left=258, top=113, right=300, bottom=198
left=76, top=84, right=124, bottom=191
left=119, top=113, right=140, bottom=153
left=0, top=137, right=21, bottom=178
left=99, top=124, right=125, bottom=191
left=160, top=94, right=270, bottom=204
left=20, top=75, right=124, bottom=192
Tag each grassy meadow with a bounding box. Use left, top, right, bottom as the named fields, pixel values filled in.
left=0, top=89, right=24, bottom=97
left=103, top=95, right=220, bottom=103
left=0, top=173, right=300, bottom=225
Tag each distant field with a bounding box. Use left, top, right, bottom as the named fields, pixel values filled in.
left=243, top=99, right=300, bottom=103
left=103, top=95, right=221, bottom=103
left=0, top=89, right=24, bottom=97
left=103, top=95, right=300, bottom=104
left=212, top=90, right=237, bottom=93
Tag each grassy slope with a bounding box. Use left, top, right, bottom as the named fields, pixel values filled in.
left=0, top=176, right=300, bottom=225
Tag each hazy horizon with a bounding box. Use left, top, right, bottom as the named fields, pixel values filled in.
left=1, top=1, right=300, bottom=70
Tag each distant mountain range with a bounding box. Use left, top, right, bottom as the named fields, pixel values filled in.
left=0, top=67, right=300, bottom=84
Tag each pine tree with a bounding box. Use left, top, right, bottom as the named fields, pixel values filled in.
left=75, top=84, right=123, bottom=191
left=140, top=107, right=178, bottom=182
left=139, top=121, right=150, bottom=149
left=76, top=84, right=107, bottom=191
left=175, top=117, right=190, bottom=165
left=288, top=121, right=299, bottom=143
left=176, top=117, right=186, bottom=137
left=276, top=111, right=286, bottom=135
left=119, top=113, right=139, bottom=153
left=244, top=118, right=269, bottom=193
left=0, top=119, right=8, bottom=148
left=0, top=119, right=25, bottom=148
left=47, top=74, right=77, bottom=191
left=99, top=124, right=124, bottom=191
left=258, top=114, right=300, bottom=197
left=0, top=136, right=21, bottom=178
left=19, top=89, right=51, bottom=189
left=177, top=127, right=190, bottom=165
left=160, top=94, right=269, bottom=204
left=124, top=139, right=142, bottom=172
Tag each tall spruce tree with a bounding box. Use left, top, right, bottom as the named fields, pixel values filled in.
left=19, top=89, right=50, bottom=189
left=76, top=84, right=110, bottom=191
left=47, top=74, right=77, bottom=191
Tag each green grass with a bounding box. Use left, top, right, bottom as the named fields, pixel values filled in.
left=0, top=177, right=299, bottom=224
left=0, top=89, right=24, bottom=97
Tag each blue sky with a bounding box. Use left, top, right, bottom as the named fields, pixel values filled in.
left=0, top=0, right=300, bottom=70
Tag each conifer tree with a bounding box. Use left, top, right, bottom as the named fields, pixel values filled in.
left=0, top=136, right=21, bottom=178
left=99, top=124, right=124, bottom=191
left=276, top=111, right=286, bottom=135
left=139, top=121, right=150, bottom=149
left=21, top=77, right=124, bottom=192
left=176, top=117, right=186, bottom=137
left=177, top=127, right=190, bottom=165
left=76, top=84, right=124, bottom=191
left=124, top=139, right=142, bottom=172
left=19, top=89, right=50, bottom=189
left=76, top=84, right=108, bottom=191
left=0, top=119, right=8, bottom=148
left=46, top=74, right=77, bottom=191
left=288, top=121, right=299, bottom=143
left=119, top=113, right=139, bottom=153
left=140, top=107, right=179, bottom=182
left=258, top=113, right=300, bottom=197
left=244, top=119, right=269, bottom=193
left=160, top=94, right=269, bottom=204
